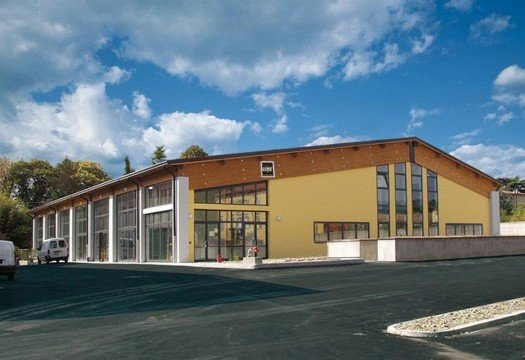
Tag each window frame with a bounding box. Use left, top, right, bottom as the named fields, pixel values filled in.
left=194, top=181, right=268, bottom=206
left=313, top=221, right=370, bottom=243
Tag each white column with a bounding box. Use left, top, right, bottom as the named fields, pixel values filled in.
left=87, top=201, right=93, bottom=261
left=139, top=186, right=145, bottom=263
left=42, top=215, right=47, bottom=240
left=32, top=217, right=37, bottom=250
left=55, top=212, right=60, bottom=238
left=69, top=207, right=75, bottom=262
left=490, top=191, right=501, bottom=236
left=175, top=177, right=189, bottom=263
left=108, top=196, right=115, bottom=262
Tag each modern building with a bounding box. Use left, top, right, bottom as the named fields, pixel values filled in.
left=29, top=137, right=501, bottom=263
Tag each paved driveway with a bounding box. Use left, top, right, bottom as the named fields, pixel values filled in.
left=0, top=257, right=523, bottom=359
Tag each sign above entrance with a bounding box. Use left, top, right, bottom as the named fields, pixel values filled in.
left=260, top=161, right=275, bottom=178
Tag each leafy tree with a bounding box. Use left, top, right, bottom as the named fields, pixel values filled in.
left=151, top=145, right=167, bottom=164
left=124, top=155, right=135, bottom=174
left=6, top=159, right=54, bottom=208
left=498, top=177, right=525, bottom=192
left=0, top=193, right=32, bottom=248
left=180, top=145, right=208, bottom=159
left=75, top=161, right=111, bottom=189
left=0, top=156, right=11, bottom=195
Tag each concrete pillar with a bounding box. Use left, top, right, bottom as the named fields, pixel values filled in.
left=139, top=186, right=145, bottom=263
left=42, top=215, right=47, bottom=240
left=490, top=191, right=501, bottom=236
left=175, top=177, right=189, bottom=263
left=55, top=212, right=60, bottom=238
left=87, top=201, right=93, bottom=260
left=32, top=217, right=37, bottom=250
left=108, top=196, right=115, bottom=262
left=69, top=207, right=75, bottom=262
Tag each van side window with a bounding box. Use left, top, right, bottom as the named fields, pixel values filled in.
left=50, top=241, right=58, bottom=249
left=58, top=240, right=66, bottom=248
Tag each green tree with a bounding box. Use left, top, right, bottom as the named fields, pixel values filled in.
left=0, top=193, right=32, bottom=248
left=124, top=155, right=135, bottom=175
left=151, top=145, right=167, bottom=164
left=0, top=156, right=11, bottom=195
left=180, top=145, right=208, bottom=159
left=75, top=161, right=111, bottom=189
left=6, top=159, right=54, bottom=208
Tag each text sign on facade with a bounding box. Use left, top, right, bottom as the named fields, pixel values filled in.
left=260, top=161, right=275, bottom=178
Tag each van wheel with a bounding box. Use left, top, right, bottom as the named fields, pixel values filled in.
left=37, top=258, right=41, bottom=265
left=45, top=255, right=50, bottom=264
left=8, top=274, right=14, bottom=281
left=65, top=258, right=68, bottom=263
left=56, top=259, right=59, bottom=263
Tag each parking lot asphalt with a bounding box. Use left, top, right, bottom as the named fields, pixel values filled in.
left=0, top=256, right=523, bottom=359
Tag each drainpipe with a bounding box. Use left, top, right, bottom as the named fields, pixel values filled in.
left=127, top=178, right=141, bottom=263
left=162, top=165, right=178, bottom=262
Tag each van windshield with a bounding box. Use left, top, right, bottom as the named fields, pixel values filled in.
left=58, top=240, right=67, bottom=248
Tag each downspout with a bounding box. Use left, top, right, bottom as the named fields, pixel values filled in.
left=127, top=178, right=141, bottom=262
left=79, top=194, right=90, bottom=260
left=162, top=165, right=178, bottom=262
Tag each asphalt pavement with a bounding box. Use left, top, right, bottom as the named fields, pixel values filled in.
left=0, top=256, right=523, bottom=359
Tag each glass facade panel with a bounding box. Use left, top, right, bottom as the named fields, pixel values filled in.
left=46, top=214, right=56, bottom=239
left=427, top=170, right=439, bottom=235
left=60, top=210, right=70, bottom=242
left=75, top=205, right=88, bottom=260
left=194, top=181, right=268, bottom=206
left=117, top=191, right=137, bottom=261
left=411, top=163, right=424, bottom=236
left=314, top=222, right=369, bottom=243
left=445, top=223, right=483, bottom=236
left=194, top=210, right=268, bottom=260
left=94, top=199, right=109, bottom=262
left=377, top=165, right=390, bottom=237
left=145, top=181, right=172, bottom=208
left=146, top=211, right=172, bottom=262
left=36, top=217, right=44, bottom=248
left=395, top=163, right=407, bottom=236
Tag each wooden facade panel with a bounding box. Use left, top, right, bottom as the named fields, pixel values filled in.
left=180, top=141, right=412, bottom=190
left=414, top=145, right=496, bottom=198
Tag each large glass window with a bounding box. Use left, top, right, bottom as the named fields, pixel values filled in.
left=411, top=163, right=423, bottom=236
left=146, top=211, right=172, bottom=262
left=94, top=199, right=109, bottom=262
left=46, top=214, right=56, bottom=239
left=145, top=181, right=172, bottom=208
left=194, top=210, right=268, bottom=261
left=395, top=163, right=407, bottom=236
left=314, top=222, right=370, bottom=243
left=377, top=165, right=390, bottom=238
left=36, top=217, right=44, bottom=248
left=117, top=191, right=137, bottom=261
left=446, top=224, right=483, bottom=236
left=75, top=205, right=88, bottom=260
left=60, top=210, right=70, bottom=242
left=427, top=170, right=439, bottom=235
left=194, top=181, right=268, bottom=206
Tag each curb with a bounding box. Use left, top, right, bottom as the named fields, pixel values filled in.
left=254, top=258, right=364, bottom=269
left=387, top=310, right=525, bottom=338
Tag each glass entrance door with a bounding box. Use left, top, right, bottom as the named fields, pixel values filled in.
left=148, top=227, right=171, bottom=261
left=194, top=222, right=219, bottom=261
left=95, top=232, right=109, bottom=261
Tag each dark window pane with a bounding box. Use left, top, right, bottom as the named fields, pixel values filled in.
left=314, top=223, right=328, bottom=243
left=395, top=163, right=406, bottom=174
left=343, top=223, right=356, bottom=239
left=194, top=210, right=206, bottom=221
left=412, top=177, right=422, bottom=191
left=395, top=174, right=406, bottom=190
left=378, top=189, right=389, bottom=206
left=411, top=163, right=422, bottom=176
left=378, top=223, right=389, bottom=238
left=377, top=174, right=388, bottom=188
left=395, top=190, right=406, bottom=206
left=413, top=222, right=423, bottom=236
left=207, top=189, right=220, bottom=204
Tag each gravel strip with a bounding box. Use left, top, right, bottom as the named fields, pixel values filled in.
left=263, top=256, right=336, bottom=264
left=394, top=297, right=525, bottom=333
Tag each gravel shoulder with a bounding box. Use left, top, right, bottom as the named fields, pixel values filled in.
left=388, top=297, right=525, bottom=337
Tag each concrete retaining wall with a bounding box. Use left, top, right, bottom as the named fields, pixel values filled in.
left=329, top=236, right=525, bottom=262
left=501, top=222, right=525, bottom=236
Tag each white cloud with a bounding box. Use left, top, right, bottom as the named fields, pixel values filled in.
left=444, top=0, right=474, bottom=12
left=305, top=135, right=366, bottom=147
left=451, top=143, right=525, bottom=178
left=0, top=1, right=435, bottom=99
left=143, top=111, right=247, bottom=158
left=490, top=65, right=525, bottom=115
left=406, top=106, right=441, bottom=133
left=494, top=65, right=525, bottom=88
left=252, top=92, right=286, bottom=115
left=451, top=129, right=481, bottom=146
left=132, top=91, right=152, bottom=119
left=484, top=113, right=496, bottom=121
left=248, top=122, right=263, bottom=135
left=310, top=124, right=333, bottom=138
left=271, top=115, right=288, bottom=134
left=103, top=66, right=131, bottom=84
left=469, top=14, right=512, bottom=44
left=411, top=34, right=435, bottom=54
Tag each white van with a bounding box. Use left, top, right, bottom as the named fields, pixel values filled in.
left=0, top=240, right=16, bottom=280
left=37, top=238, right=69, bottom=264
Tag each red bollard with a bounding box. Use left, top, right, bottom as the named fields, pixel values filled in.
left=216, top=254, right=223, bottom=263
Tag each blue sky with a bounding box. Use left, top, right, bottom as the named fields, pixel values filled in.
left=1, top=0, right=524, bottom=178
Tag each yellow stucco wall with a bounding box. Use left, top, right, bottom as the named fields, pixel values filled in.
left=266, top=167, right=377, bottom=258
left=186, top=163, right=491, bottom=261
left=438, top=175, right=490, bottom=235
